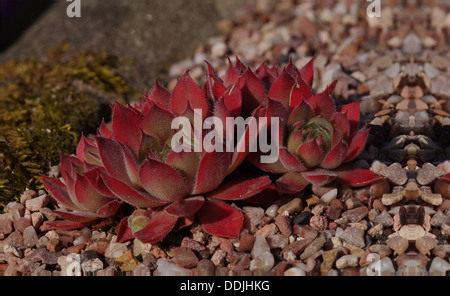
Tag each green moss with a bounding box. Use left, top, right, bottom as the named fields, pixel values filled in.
left=0, top=44, right=137, bottom=202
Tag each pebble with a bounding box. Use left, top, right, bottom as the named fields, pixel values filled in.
left=379, top=163, right=408, bottom=185
left=337, top=227, right=365, bottom=248
left=322, top=249, right=339, bottom=268
left=430, top=210, right=449, bottom=226
left=210, top=249, right=226, bottom=266
left=265, top=204, right=280, bottom=218
left=7, top=202, right=25, bottom=219
left=157, top=258, right=191, bottom=276
left=335, top=255, right=359, bottom=269
left=277, top=198, right=303, bottom=215
left=368, top=244, right=392, bottom=258
left=320, top=188, right=338, bottom=204
left=81, top=257, right=104, bottom=274
left=104, top=239, right=128, bottom=259
left=115, top=250, right=141, bottom=272
left=249, top=250, right=274, bottom=273
left=46, top=238, right=63, bottom=253
left=25, top=194, right=49, bottom=212
left=58, top=254, right=82, bottom=276
left=284, top=267, right=306, bottom=276
left=196, top=259, right=215, bottom=276
left=373, top=210, right=394, bottom=226
left=325, top=205, right=341, bottom=221
left=341, top=207, right=369, bottom=223
left=22, top=226, right=39, bottom=248
left=173, top=247, right=199, bottom=269
left=293, top=211, right=313, bottom=225
left=299, top=233, right=326, bottom=260
left=309, top=215, right=328, bottom=231
left=274, top=215, right=292, bottom=236
left=366, top=257, right=395, bottom=276
left=429, top=257, right=450, bottom=276
left=13, top=217, right=31, bottom=233
left=0, top=216, right=14, bottom=236
left=386, top=236, right=409, bottom=255
left=30, top=212, right=44, bottom=228
left=20, top=190, right=38, bottom=204
left=415, top=236, right=437, bottom=255
left=432, top=244, right=450, bottom=259
left=133, top=264, right=152, bottom=276
left=73, top=228, right=92, bottom=246
left=237, top=233, right=255, bottom=252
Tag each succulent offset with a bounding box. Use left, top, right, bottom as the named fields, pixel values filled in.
left=42, top=56, right=381, bottom=243
left=219, top=56, right=383, bottom=194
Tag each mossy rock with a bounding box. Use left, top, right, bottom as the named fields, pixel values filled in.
left=0, top=44, right=137, bottom=203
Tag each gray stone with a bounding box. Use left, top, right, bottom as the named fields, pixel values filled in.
left=23, top=226, right=39, bottom=248
left=429, top=257, right=450, bottom=276
left=338, top=227, right=365, bottom=248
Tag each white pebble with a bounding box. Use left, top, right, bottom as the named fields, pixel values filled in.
left=157, top=258, right=190, bottom=276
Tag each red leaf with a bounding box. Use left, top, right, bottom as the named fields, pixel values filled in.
left=336, top=169, right=384, bottom=187
left=97, top=200, right=121, bottom=218
left=344, top=129, right=370, bottom=162
left=338, top=101, right=361, bottom=135
left=146, top=79, right=171, bottom=107
left=139, top=158, right=190, bottom=202
left=97, top=119, right=113, bottom=139
left=165, top=150, right=201, bottom=190
left=76, top=134, right=100, bottom=164
left=53, top=210, right=99, bottom=223
left=268, top=69, right=296, bottom=109
left=297, top=140, right=324, bottom=168
left=205, top=61, right=227, bottom=101
left=141, top=102, right=176, bottom=144
left=95, top=136, right=139, bottom=186
left=299, top=55, right=316, bottom=89
left=320, top=139, right=348, bottom=170
left=290, top=78, right=313, bottom=112
left=165, top=196, right=205, bottom=217
left=224, top=56, right=239, bottom=88
left=198, top=199, right=243, bottom=238
left=332, top=111, right=351, bottom=140
left=170, top=71, right=209, bottom=118
left=44, top=220, right=93, bottom=230
left=116, top=217, right=135, bottom=243
left=101, top=172, right=168, bottom=208
left=276, top=172, right=310, bottom=194
left=73, top=173, right=115, bottom=213
left=132, top=209, right=178, bottom=243
left=278, top=147, right=307, bottom=172
left=192, top=151, right=230, bottom=195
left=288, top=101, right=313, bottom=128
left=301, top=169, right=337, bottom=186
left=208, top=175, right=271, bottom=200
left=223, top=84, right=242, bottom=117
left=255, top=62, right=277, bottom=93
left=112, top=103, right=143, bottom=158
left=236, top=68, right=266, bottom=116
left=306, top=81, right=337, bottom=121
left=42, top=175, right=81, bottom=211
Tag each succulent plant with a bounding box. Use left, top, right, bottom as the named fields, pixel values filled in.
left=43, top=56, right=382, bottom=243
left=239, top=56, right=384, bottom=193
left=43, top=64, right=273, bottom=242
